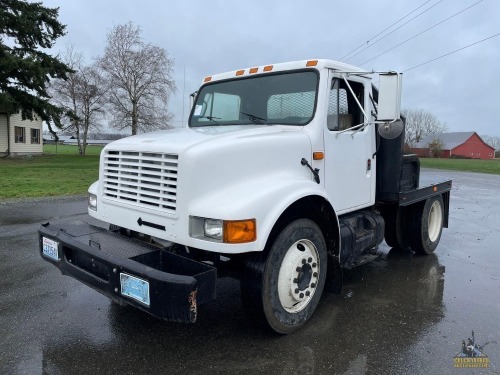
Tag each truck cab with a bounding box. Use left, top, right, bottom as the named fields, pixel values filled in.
left=39, top=59, right=451, bottom=333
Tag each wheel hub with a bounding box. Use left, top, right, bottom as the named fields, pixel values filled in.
left=278, top=240, right=320, bottom=313
left=296, top=263, right=312, bottom=291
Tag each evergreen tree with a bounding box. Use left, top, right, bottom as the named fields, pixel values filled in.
left=0, top=0, right=72, bottom=133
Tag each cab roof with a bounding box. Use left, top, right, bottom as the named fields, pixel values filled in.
left=202, top=59, right=369, bottom=84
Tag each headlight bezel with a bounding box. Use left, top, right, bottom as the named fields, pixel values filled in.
left=88, top=193, right=97, bottom=211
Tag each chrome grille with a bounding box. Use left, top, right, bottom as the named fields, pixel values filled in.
left=102, top=150, right=178, bottom=214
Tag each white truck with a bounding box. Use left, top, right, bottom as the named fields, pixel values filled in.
left=39, top=59, right=451, bottom=333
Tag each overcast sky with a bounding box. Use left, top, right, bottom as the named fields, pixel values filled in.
left=42, top=0, right=500, bottom=136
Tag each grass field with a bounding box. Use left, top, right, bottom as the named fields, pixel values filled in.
left=0, top=145, right=103, bottom=199
left=43, top=144, right=103, bottom=156
left=419, top=157, right=500, bottom=175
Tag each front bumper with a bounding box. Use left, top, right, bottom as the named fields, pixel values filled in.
left=38, top=222, right=216, bottom=323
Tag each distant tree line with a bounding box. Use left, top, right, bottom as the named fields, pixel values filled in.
left=46, top=130, right=127, bottom=141
left=86, top=133, right=128, bottom=141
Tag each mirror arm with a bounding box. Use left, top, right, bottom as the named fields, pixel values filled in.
left=335, top=123, right=365, bottom=138
left=335, top=120, right=397, bottom=138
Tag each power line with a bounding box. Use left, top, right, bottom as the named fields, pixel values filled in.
left=339, top=0, right=431, bottom=61
left=345, top=0, right=445, bottom=63
left=360, top=0, right=485, bottom=66
left=402, top=32, right=500, bottom=72
left=339, top=0, right=432, bottom=61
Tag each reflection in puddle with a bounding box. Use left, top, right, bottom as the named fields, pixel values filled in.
left=40, top=250, right=445, bottom=374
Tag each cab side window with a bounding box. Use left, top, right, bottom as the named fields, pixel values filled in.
left=327, top=79, right=364, bottom=131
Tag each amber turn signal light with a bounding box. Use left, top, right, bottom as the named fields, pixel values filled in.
left=224, top=219, right=256, bottom=243
left=313, top=152, right=324, bottom=160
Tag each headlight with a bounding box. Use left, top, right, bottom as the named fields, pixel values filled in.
left=204, top=219, right=223, bottom=240
left=190, top=216, right=256, bottom=243
left=88, top=193, right=97, bottom=211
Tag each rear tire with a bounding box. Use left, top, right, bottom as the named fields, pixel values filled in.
left=241, top=219, right=327, bottom=334
left=409, top=196, right=444, bottom=255
left=382, top=206, right=410, bottom=250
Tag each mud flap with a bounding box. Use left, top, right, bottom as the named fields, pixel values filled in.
left=326, top=254, right=343, bottom=294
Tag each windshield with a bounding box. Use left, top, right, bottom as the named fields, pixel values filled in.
left=189, top=70, right=318, bottom=127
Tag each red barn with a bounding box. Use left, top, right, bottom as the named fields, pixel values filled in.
left=409, top=132, right=495, bottom=159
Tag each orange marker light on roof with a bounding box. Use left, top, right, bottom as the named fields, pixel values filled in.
left=236, top=70, right=245, bottom=76
left=306, top=60, right=318, bottom=67
left=313, top=152, right=324, bottom=160
left=249, top=67, right=259, bottom=74
left=204, top=76, right=212, bottom=82
left=263, top=65, right=273, bottom=72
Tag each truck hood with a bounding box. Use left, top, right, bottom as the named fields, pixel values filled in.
left=104, top=125, right=302, bottom=154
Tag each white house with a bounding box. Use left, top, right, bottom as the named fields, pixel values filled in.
left=0, top=112, right=43, bottom=156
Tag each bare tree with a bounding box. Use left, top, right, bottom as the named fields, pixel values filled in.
left=481, top=135, right=500, bottom=151
left=401, top=108, right=448, bottom=145
left=50, top=46, right=107, bottom=154
left=99, top=22, right=176, bottom=135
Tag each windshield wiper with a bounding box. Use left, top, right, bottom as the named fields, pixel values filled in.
left=240, top=111, right=269, bottom=125
left=198, top=116, right=221, bottom=125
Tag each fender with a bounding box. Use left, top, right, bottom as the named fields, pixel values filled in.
left=188, top=174, right=340, bottom=254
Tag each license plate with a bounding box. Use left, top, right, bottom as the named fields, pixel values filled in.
left=120, top=273, right=150, bottom=306
left=42, top=237, right=59, bottom=261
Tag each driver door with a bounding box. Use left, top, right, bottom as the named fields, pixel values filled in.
left=323, top=72, right=375, bottom=214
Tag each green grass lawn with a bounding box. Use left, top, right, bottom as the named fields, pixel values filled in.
left=0, top=145, right=103, bottom=199
left=43, top=144, right=103, bottom=156
left=419, top=157, right=500, bottom=175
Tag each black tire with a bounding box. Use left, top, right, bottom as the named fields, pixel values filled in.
left=381, top=206, right=410, bottom=250
left=409, top=195, right=444, bottom=255
left=383, top=210, right=399, bottom=248
left=241, top=219, right=327, bottom=334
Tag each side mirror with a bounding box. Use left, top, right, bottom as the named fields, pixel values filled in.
left=378, top=118, right=404, bottom=139
left=377, top=73, right=402, bottom=121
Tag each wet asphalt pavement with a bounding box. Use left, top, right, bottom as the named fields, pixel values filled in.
left=1, top=170, right=499, bottom=375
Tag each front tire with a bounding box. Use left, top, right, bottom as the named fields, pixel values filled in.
left=410, top=195, right=444, bottom=255
left=241, top=219, right=327, bottom=334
